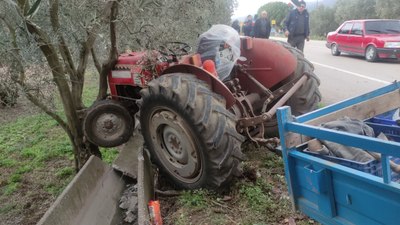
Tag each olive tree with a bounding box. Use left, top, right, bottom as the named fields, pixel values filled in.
left=334, top=0, right=377, bottom=24
left=0, top=0, right=235, bottom=171
left=258, top=2, right=290, bottom=30
left=310, top=5, right=339, bottom=37
left=375, top=0, right=400, bottom=19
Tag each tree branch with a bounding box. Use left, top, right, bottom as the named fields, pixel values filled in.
left=76, top=1, right=115, bottom=77
left=121, top=20, right=154, bottom=35
left=91, top=47, right=101, bottom=74
left=49, top=0, right=77, bottom=78
left=2, top=14, right=69, bottom=132
left=16, top=0, right=30, bottom=15
left=97, top=0, right=119, bottom=100
left=0, top=17, right=26, bottom=83
left=25, top=18, right=89, bottom=168
left=20, top=81, right=69, bottom=130
left=24, top=19, right=82, bottom=132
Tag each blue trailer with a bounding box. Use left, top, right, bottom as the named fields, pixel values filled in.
left=277, top=82, right=400, bottom=225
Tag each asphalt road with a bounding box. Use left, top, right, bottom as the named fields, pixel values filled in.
left=272, top=37, right=399, bottom=106
left=304, top=39, right=399, bottom=105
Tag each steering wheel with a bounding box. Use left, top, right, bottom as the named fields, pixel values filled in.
left=158, top=42, right=192, bottom=57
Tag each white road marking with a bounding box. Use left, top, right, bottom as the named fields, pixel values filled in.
left=311, top=61, right=391, bottom=85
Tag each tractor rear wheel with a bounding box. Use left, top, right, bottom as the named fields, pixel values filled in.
left=265, top=41, right=322, bottom=136
left=139, top=74, right=245, bottom=189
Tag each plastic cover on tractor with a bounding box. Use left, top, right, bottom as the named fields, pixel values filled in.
left=197, top=24, right=241, bottom=81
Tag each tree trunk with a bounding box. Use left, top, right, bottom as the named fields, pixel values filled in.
left=24, top=20, right=97, bottom=170
left=67, top=126, right=101, bottom=170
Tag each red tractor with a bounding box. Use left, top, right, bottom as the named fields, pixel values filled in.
left=83, top=25, right=321, bottom=189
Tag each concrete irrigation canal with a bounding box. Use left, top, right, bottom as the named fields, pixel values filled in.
left=37, top=131, right=153, bottom=225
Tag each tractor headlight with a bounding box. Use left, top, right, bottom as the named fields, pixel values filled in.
left=384, top=42, right=400, bottom=48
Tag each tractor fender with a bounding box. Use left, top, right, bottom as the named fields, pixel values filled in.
left=239, top=38, right=297, bottom=88
left=162, top=64, right=235, bottom=109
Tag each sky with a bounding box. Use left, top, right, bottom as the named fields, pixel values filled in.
left=232, top=0, right=289, bottom=19
left=232, top=0, right=318, bottom=19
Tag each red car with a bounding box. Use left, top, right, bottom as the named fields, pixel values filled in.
left=326, top=19, right=400, bottom=62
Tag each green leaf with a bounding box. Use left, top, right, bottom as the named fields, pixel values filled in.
left=26, top=0, right=42, bottom=17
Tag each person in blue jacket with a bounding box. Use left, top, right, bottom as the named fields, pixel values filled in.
left=284, top=0, right=310, bottom=52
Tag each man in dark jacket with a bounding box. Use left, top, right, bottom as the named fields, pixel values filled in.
left=231, top=20, right=241, bottom=34
left=253, top=11, right=271, bottom=39
left=284, top=0, right=310, bottom=52
left=243, top=15, right=253, bottom=36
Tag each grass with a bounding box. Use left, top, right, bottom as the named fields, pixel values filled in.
left=239, top=182, right=274, bottom=212
left=179, top=189, right=208, bottom=208
left=0, top=203, right=16, bottom=214
left=310, top=35, right=326, bottom=41
left=0, top=71, right=120, bottom=224
left=0, top=114, right=74, bottom=197
left=163, top=144, right=317, bottom=225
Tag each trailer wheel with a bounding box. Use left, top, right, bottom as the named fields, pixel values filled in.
left=265, top=41, right=322, bottom=136
left=139, top=74, right=244, bottom=189
left=84, top=100, right=134, bottom=147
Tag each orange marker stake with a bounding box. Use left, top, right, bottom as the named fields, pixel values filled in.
left=148, top=200, right=163, bottom=225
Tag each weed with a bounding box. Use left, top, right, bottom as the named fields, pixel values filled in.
left=0, top=203, right=16, bottom=214
left=298, top=220, right=317, bottom=225
left=56, top=167, right=74, bottom=179
left=3, top=183, right=19, bottom=195
left=83, top=75, right=100, bottom=107
left=44, top=183, right=65, bottom=196
left=175, top=211, right=190, bottom=225
left=0, top=158, right=17, bottom=168
left=8, top=174, right=22, bottom=183
left=100, top=148, right=119, bottom=164
left=179, top=189, right=208, bottom=208
left=263, top=152, right=283, bottom=169
left=0, top=112, right=74, bottom=199
left=16, top=165, right=33, bottom=174
left=239, top=183, right=272, bottom=213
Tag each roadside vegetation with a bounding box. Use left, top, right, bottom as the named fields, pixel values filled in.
left=309, top=0, right=400, bottom=38
left=251, top=0, right=400, bottom=40
left=0, top=94, right=318, bottom=224
left=0, top=73, right=118, bottom=224
left=161, top=144, right=318, bottom=225
left=1, top=0, right=398, bottom=224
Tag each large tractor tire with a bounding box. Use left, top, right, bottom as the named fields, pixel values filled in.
left=265, top=41, right=322, bottom=136
left=139, top=74, right=245, bottom=189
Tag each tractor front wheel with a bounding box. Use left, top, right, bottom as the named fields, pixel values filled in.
left=139, top=74, right=244, bottom=189
left=83, top=100, right=134, bottom=147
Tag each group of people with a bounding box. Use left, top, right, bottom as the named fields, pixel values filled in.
left=232, top=11, right=272, bottom=39
left=231, top=0, right=310, bottom=52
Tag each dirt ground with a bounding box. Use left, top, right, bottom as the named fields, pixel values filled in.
left=0, top=159, right=71, bottom=225
left=0, top=96, right=40, bottom=124
left=0, top=98, right=71, bottom=225
left=157, top=144, right=316, bottom=225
